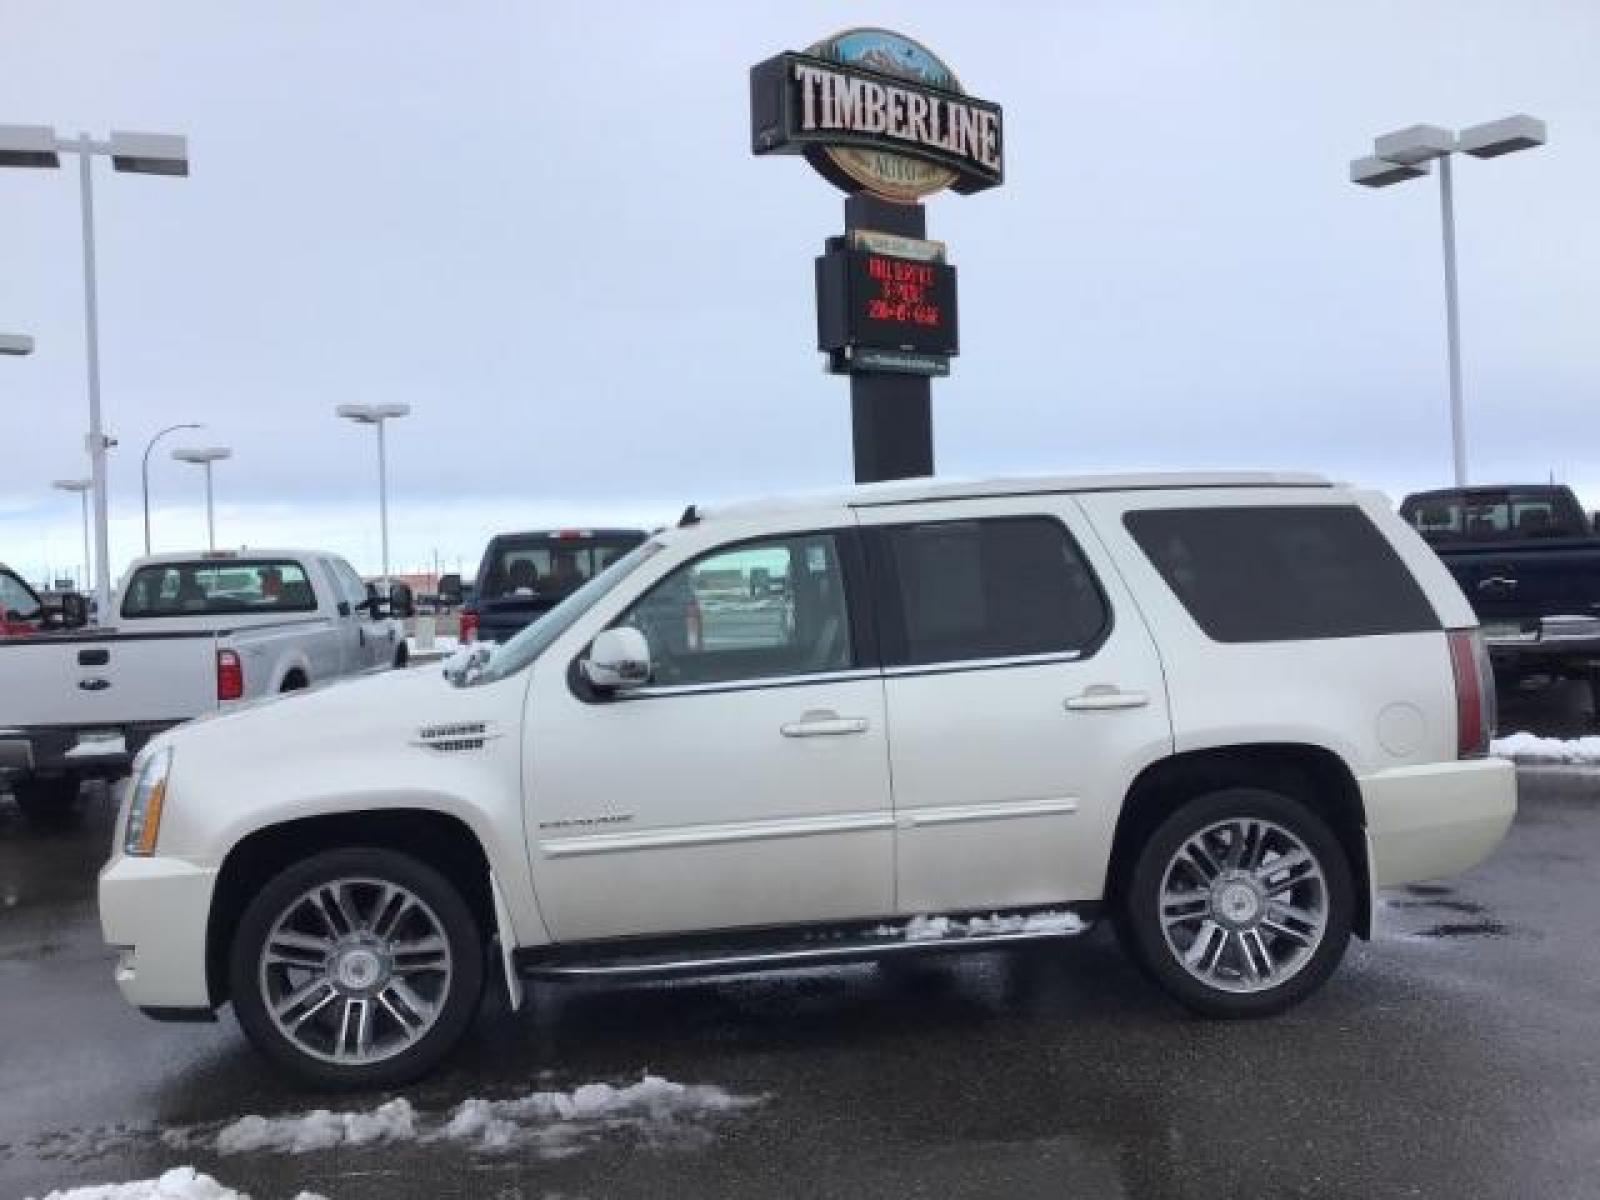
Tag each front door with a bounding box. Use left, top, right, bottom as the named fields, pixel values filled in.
left=855, top=497, right=1173, bottom=915
left=524, top=526, right=894, bottom=942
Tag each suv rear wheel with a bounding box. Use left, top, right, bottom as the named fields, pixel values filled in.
left=1121, top=787, right=1353, bottom=1018
left=230, top=846, right=484, bottom=1089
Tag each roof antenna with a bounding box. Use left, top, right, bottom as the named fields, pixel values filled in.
left=678, top=505, right=700, bottom=527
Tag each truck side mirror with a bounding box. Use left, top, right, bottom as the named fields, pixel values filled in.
left=389, top=582, right=416, bottom=620
left=1591, top=512, right=1600, bottom=534
left=60, top=592, right=89, bottom=629
left=438, top=573, right=463, bottom=606
left=582, top=627, right=652, bottom=692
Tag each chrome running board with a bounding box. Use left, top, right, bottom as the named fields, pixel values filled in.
left=515, top=911, right=1095, bottom=983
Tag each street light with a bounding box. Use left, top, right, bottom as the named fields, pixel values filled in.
left=0, top=333, right=35, bottom=355
left=0, top=124, right=189, bottom=617
left=51, top=479, right=91, bottom=593
left=142, top=422, right=203, bottom=554
left=336, top=404, right=411, bottom=591
left=1350, top=115, right=1547, bottom=487
left=171, top=446, right=231, bottom=552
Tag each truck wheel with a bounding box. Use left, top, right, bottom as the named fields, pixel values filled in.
left=230, top=846, right=484, bottom=1089
left=1120, top=787, right=1352, bottom=1019
left=393, top=644, right=409, bottom=669
left=11, top=776, right=86, bottom=827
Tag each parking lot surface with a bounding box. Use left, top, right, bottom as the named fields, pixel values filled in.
left=3, top=694, right=1597, bottom=1199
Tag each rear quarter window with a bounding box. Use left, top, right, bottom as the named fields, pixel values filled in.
left=1124, top=505, right=1440, bottom=643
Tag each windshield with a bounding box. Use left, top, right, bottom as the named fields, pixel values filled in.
left=0, top=569, right=41, bottom=622
left=469, top=539, right=663, bottom=685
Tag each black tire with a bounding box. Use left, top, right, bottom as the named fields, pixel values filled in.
left=12, top=775, right=86, bottom=827
left=280, top=672, right=309, bottom=693
left=1120, top=787, right=1353, bottom=1019
left=393, top=644, right=409, bottom=669
left=230, top=846, right=484, bottom=1090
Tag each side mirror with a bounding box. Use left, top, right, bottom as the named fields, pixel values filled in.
left=438, top=573, right=463, bottom=606
left=59, top=592, right=89, bottom=629
left=1591, top=512, right=1600, bottom=535
left=582, top=627, right=652, bottom=692
left=389, top=582, right=416, bottom=620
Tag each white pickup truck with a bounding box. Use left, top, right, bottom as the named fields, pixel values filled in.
left=0, top=548, right=411, bottom=822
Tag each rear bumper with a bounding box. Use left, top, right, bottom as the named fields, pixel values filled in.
left=1361, top=758, right=1517, bottom=888
left=1486, top=623, right=1600, bottom=675
left=0, top=723, right=171, bottom=778
left=99, top=854, right=218, bottom=1011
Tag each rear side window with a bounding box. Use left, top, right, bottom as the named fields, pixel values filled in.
left=876, top=517, right=1109, bottom=667
left=1124, top=505, right=1439, bottom=643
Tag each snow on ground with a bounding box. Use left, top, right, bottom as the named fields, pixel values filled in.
left=1493, top=731, right=1600, bottom=765
left=876, top=910, right=1088, bottom=941
left=160, top=1074, right=760, bottom=1161
left=25, top=1166, right=325, bottom=1200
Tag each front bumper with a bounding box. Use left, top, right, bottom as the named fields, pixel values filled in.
left=99, top=854, right=219, bottom=1011
left=1362, top=757, right=1517, bottom=888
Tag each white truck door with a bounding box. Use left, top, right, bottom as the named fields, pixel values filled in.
left=523, top=524, right=895, bottom=942
left=320, top=559, right=369, bottom=673
left=853, top=497, right=1173, bottom=915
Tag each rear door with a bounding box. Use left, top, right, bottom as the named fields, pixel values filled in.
left=855, top=496, right=1173, bottom=915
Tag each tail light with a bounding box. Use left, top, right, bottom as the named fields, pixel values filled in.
left=685, top=595, right=703, bottom=652
left=1447, top=628, right=1495, bottom=758
left=459, top=609, right=478, bottom=644
left=217, top=648, right=244, bottom=702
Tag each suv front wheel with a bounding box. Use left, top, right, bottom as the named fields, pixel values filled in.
left=1121, top=787, right=1353, bottom=1018
left=230, top=846, right=484, bottom=1089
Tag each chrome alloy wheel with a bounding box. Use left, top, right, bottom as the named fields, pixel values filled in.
left=1158, top=818, right=1329, bottom=994
left=258, top=877, right=454, bottom=1065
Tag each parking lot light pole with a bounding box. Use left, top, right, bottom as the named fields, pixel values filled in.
left=1350, top=115, right=1546, bottom=487
left=0, top=124, right=189, bottom=617
left=171, top=446, right=231, bottom=552
left=336, top=404, right=411, bottom=592
left=142, top=422, right=203, bottom=554
left=51, top=479, right=92, bottom=592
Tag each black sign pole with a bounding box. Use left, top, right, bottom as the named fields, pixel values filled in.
left=844, top=194, right=934, bottom=484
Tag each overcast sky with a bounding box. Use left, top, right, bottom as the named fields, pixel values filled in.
left=2, top=1, right=1597, bottom=584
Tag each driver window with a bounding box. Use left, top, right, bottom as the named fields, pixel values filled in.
left=617, top=532, right=853, bottom=687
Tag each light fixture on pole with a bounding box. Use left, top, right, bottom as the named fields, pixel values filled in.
left=336, top=404, right=411, bottom=591
left=0, top=124, right=189, bottom=617
left=142, top=422, right=203, bottom=554
left=0, top=333, right=35, bottom=356
left=51, top=478, right=92, bottom=593
left=171, top=446, right=231, bottom=552
left=1350, top=114, right=1546, bottom=487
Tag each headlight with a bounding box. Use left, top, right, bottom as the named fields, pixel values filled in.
left=124, top=746, right=173, bottom=856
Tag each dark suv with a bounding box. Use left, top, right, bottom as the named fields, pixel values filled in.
left=461, top=528, right=648, bottom=644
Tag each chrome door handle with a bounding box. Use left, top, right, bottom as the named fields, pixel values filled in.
left=1065, top=686, right=1149, bottom=712
left=781, top=711, right=869, bottom=737
left=1477, top=576, right=1518, bottom=591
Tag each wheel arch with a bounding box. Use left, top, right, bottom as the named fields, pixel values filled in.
left=1105, top=742, right=1372, bottom=938
left=206, top=807, right=496, bottom=1007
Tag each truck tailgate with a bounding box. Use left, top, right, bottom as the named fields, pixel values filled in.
left=0, top=632, right=219, bottom=729
left=1440, top=540, right=1600, bottom=627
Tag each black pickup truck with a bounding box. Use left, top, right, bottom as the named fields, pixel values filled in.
left=1400, top=484, right=1600, bottom=695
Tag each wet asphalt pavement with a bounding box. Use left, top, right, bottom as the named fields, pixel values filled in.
left=3, top=685, right=1598, bottom=1199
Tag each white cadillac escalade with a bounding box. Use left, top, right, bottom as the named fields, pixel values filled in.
left=99, top=473, right=1516, bottom=1088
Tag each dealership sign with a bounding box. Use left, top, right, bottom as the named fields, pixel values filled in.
left=750, top=28, right=1004, bottom=203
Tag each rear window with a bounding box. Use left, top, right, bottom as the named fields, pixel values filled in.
left=121, top=559, right=317, bottom=618
left=877, top=517, right=1110, bottom=666
left=1124, top=505, right=1439, bottom=643
left=1401, top=490, right=1585, bottom=541
left=479, top=534, right=645, bottom=602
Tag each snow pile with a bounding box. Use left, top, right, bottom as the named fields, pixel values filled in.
left=876, top=910, right=1088, bottom=941
left=182, top=1075, right=759, bottom=1160
left=1493, top=732, right=1600, bottom=765
left=26, top=1167, right=325, bottom=1200
left=216, top=1098, right=417, bottom=1155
